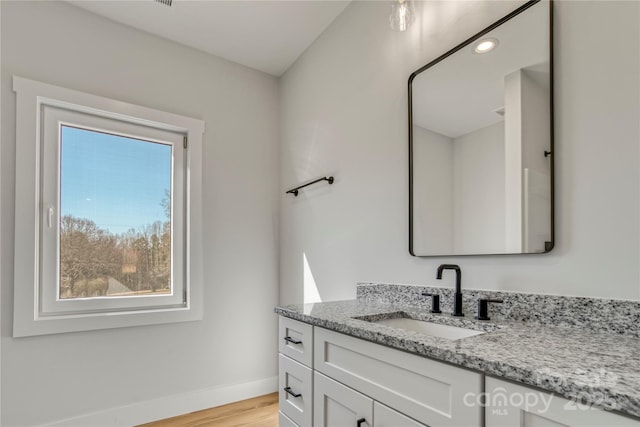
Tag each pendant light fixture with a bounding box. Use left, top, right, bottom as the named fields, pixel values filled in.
left=389, top=0, right=415, bottom=32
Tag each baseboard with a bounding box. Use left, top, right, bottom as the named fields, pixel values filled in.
left=45, top=376, right=278, bottom=426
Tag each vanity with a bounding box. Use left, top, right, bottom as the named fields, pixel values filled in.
left=275, top=283, right=640, bottom=427
left=276, top=1, right=640, bottom=426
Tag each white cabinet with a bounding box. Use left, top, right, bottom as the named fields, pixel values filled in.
left=277, top=317, right=481, bottom=427
left=485, top=377, right=639, bottom=427
left=279, top=354, right=313, bottom=427
left=279, top=316, right=313, bottom=367
left=314, top=326, right=483, bottom=427
left=280, top=411, right=300, bottom=427
left=314, top=372, right=426, bottom=427
left=314, top=371, right=373, bottom=427
left=374, top=402, right=427, bottom=427
left=278, top=317, right=314, bottom=427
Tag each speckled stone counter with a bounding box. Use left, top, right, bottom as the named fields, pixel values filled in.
left=358, top=283, right=640, bottom=337
left=275, top=286, right=640, bottom=420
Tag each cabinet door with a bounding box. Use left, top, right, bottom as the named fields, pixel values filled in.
left=280, top=411, right=300, bottom=427
left=314, top=371, right=373, bottom=427
left=279, top=354, right=313, bottom=427
left=374, top=402, right=427, bottom=427
left=486, top=377, right=639, bottom=427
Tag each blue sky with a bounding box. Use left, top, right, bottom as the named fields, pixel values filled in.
left=60, top=126, right=172, bottom=235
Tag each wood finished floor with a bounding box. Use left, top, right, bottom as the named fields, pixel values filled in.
left=138, top=393, right=278, bottom=427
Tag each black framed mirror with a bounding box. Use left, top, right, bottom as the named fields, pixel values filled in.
left=409, top=0, right=553, bottom=257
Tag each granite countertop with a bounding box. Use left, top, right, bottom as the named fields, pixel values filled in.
left=275, top=299, right=640, bottom=420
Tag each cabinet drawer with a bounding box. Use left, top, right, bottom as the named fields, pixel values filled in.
left=279, top=411, right=299, bottom=427
left=375, top=402, right=427, bottom=427
left=486, top=377, right=640, bottom=427
left=279, top=354, right=313, bottom=427
left=279, top=316, right=313, bottom=367
left=314, top=327, right=483, bottom=427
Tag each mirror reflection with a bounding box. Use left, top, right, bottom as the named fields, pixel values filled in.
left=409, top=0, right=553, bottom=256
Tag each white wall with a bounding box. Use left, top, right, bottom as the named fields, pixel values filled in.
left=521, top=69, right=551, bottom=177
left=412, top=126, right=453, bottom=254
left=1, top=2, right=279, bottom=425
left=413, top=122, right=505, bottom=255
left=279, top=0, right=640, bottom=304
left=504, top=67, right=552, bottom=252
left=520, top=69, right=552, bottom=252
left=504, top=69, right=525, bottom=251
left=452, top=122, right=505, bottom=254
left=0, top=4, right=3, bottom=422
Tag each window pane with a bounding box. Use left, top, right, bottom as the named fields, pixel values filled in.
left=59, top=125, right=173, bottom=299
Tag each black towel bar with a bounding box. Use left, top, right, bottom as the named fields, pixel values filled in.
left=286, top=176, right=334, bottom=196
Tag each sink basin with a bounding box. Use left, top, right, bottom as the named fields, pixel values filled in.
left=374, top=317, right=485, bottom=340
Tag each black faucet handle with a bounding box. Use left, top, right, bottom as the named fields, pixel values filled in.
left=421, top=292, right=441, bottom=314
left=476, top=298, right=504, bottom=321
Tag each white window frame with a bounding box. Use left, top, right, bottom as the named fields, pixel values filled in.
left=13, top=76, right=204, bottom=337
left=41, top=108, right=186, bottom=314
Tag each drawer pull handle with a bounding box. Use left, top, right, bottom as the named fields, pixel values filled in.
left=284, top=387, right=302, bottom=398
left=357, top=418, right=366, bottom=427
left=284, top=336, right=302, bottom=345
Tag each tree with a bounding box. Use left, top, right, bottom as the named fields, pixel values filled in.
left=60, top=213, right=171, bottom=298
left=160, top=188, right=171, bottom=220
left=60, top=215, right=120, bottom=297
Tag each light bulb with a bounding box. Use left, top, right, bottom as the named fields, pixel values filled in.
left=473, top=38, right=499, bottom=54
left=390, top=0, right=415, bottom=32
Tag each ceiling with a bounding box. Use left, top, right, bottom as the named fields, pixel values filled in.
left=412, top=1, right=549, bottom=138
left=67, top=0, right=351, bottom=77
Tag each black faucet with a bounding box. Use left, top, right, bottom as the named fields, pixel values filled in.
left=420, top=292, right=442, bottom=314
left=436, top=264, right=464, bottom=317
left=476, top=298, right=503, bottom=321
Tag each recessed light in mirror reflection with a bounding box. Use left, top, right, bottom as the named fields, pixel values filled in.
left=474, top=38, right=499, bottom=54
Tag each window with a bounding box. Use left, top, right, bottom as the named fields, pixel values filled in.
left=13, top=76, right=204, bottom=336
left=58, top=126, right=174, bottom=301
